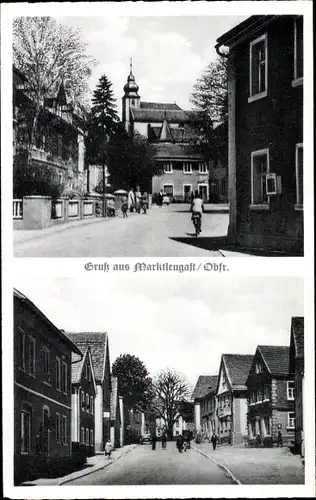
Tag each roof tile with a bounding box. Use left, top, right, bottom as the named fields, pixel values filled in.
left=66, top=332, right=107, bottom=383
left=291, top=317, right=304, bottom=360
left=258, top=345, right=290, bottom=375
left=192, top=375, right=218, bottom=399
left=223, top=354, right=253, bottom=388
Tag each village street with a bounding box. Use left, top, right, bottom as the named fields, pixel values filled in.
left=66, top=442, right=235, bottom=485
left=14, top=204, right=239, bottom=258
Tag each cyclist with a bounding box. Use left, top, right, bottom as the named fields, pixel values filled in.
left=191, top=191, right=204, bottom=232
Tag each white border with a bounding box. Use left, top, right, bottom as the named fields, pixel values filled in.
left=1, top=1, right=315, bottom=498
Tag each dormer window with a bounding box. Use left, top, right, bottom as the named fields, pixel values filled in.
left=255, top=361, right=263, bottom=374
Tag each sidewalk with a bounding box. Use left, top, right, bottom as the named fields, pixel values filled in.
left=193, top=443, right=304, bottom=485
left=22, top=444, right=136, bottom=486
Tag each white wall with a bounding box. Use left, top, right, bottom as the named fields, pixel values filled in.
left=95, top=387, right=103, bottom=451
left=71, top=392, right=78, bottom=442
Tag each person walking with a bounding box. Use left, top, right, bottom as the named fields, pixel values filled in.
left=151, top=433, right=157, bottom=451
left=211, top=433, right=218, bottom=450
left=161, top=433, right=167, bottom=449
left=176, top=434, right=184, bottom=453
left=135, top=186, right=142, bottom=213
left=121, top=197, right=128, bottom=218
left=104, top=439, right=112, bottom=459
left=277, top=430, right=283, bottom=447
left=128, top=188, right=135, bottom=213
left=158, top=189, right=164, bottom=207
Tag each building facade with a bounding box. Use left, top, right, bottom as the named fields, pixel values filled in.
left=216, top=354, right=253, bottom=445
left=289, top=317, right=304, bottom=455
left=110, top=377, right=122, bottom=449
left=121, top=63, right=210, bottom=201
left=66, top=332, right=112, bottom=453
left=13, top=66, right=86, bottom=197
left=246, top=345, right=295, bottom=447
left=70, top=346, right=97, bottom=456
left=216, top=16, right=303, bottom=254
left=14, top=289, right=82, bottom=483
left=192, top=375, right=218, bottom=439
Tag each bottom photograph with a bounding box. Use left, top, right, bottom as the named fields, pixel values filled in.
left=12, top=276, right=305, bottom=487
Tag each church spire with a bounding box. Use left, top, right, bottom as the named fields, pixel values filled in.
left=130, top=57, right=133, bottom=75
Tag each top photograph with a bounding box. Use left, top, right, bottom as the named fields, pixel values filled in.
left=12, top=14, right=304, bottom=258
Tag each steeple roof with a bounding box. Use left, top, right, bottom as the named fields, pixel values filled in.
left=159, top=116, right=174, bottom=142
left=123, top=58, right=140, bottom=97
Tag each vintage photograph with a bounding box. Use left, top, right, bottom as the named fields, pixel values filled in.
left=11, top=275, right=306, bottom=487
left=12, top=13, right=304, bottom=257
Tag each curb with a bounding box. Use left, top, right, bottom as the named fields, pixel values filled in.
left=59, top=445, right=137, bottom=485
left=192, top=446, right=242, bottom=485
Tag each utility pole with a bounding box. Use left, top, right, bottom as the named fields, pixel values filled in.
left=102, top=131, right=108, bottom=217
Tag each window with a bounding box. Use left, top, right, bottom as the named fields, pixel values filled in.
left=18, top=329, right=26, bottom=370
left=56, top=413, right=61, bottom=443
left=86, top=393, right=90, bottom=413
left=62, top=361, right=67, bottom=394
left=183, top=163, right=192, bottom=174
left=43, top=346, right=51, bottom=383
left=81, top=427, right=85, bottom=444
left=256, top=387, right=263, bottom=403
left=163, top=184, right=174, bottom=197
left=249, top=34, right=268, bottom=101
left=90, top=429, right=94, bottom=447
left=56, top=357, right=61, bottom=391
left=164, top=162, right=173, bottom=173
left=86, top=428, right=89, bottom=445
left=90, top=396, right=94, bottom=415
left=263, top=384, right=270, bottom=401
left=249, top=391, right=256, bottom=405
left=255, top=361, right=263, bottom=373
left=287, top=381, right=295, bottom=400
left=27, top=336, right=36, bottom=376
left=251, top=150, right=269, bottom=206
left=295, top=144, right=303, bottom=208
left=288, top=412, right=295, bottom=428
left=175, top=420, right=179, bottom=428
left=81, top=390, right=85, bottom=411
left=293, top=16, right=303, bottom=85
left=42, top=406, right=50, bottom=455
left=62, top=416, right=67, bottom=444
left=199, top=162, right=208, bottom=174
left=88, top=364, right=92, bottom=382
left=21, top=406, right=31, bottom=454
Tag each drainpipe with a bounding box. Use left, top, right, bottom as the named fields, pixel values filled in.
left=215, top=43, right=237, bottom=245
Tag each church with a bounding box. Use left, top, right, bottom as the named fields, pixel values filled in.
left=121, top=62, right=210, bottom=202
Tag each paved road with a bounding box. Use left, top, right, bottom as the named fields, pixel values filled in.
left=14, top=204, right=229, bottom=257
left=66, top=442, right=235, bottom=485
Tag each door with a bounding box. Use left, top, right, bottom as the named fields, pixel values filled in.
left=183, top=185, right=192, bottom=203
left=198, top=184, right=208, bottom=202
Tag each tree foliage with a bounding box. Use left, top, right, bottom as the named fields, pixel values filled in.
left=190, top=56, right=228, bottom=126
left=112, top=354, right=154, bottom=411
left=152, top=369, right=192, bottom=439
left=107, top=126, right=160, bottom=192
left=85, top=74, right=119, bottom=171
left=13, top=16, right=97, bottom=108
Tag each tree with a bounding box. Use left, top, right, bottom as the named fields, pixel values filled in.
left=85, top=75, right=119, bottom=210
left=112, top=354, right=154, bottom=412
left=107, top=126, right=160, bottom=193
left=152, top=369, right=192, bottom=440
left=13, top=16, right=97, bottom=194
left=190, top=55, right=228, bottom=126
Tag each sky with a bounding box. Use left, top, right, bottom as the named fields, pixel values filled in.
left=13, top=275, right=303, bottom=388
left=57, top=15, right=247, bottom=116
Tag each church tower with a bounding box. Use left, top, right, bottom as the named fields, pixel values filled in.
left=122, top=59, right=140, bottom=133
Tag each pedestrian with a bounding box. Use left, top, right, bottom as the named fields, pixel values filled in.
left=158, top=189, right=164, bottom=207
left=176, top=434, right=184, bottom=453
left=141, top=192, right=148, bottom=214
left=151, top=433, right=157, bottom=450
left=128, top=187, right=135, bottom=213
left=121, top=197, right=128, bottom=218
left=105, top=439, right=112, bottom=459
left=277, top=430, right=283, bottom=447
left=135, top=185, right=142, bottom=214
left=161, top=433, right=167, bottom=449
left=255, top=433, right=261, bottom=448
left=211, top=432, right=218, bottom=450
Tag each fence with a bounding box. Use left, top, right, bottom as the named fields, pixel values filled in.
left=13, top=199, right=23, bottom=219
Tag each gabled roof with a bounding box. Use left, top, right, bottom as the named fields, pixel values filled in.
left=14, top=289, right=82, bottom=356
left=216, top=15, right=277, bottom=49
left=290, top=317, right=304, bottom=360
left=140, top=102, right=182, bottom=110
left=155, top=142, right=203, bottom=160
left=257, top=345, right=290, bottom=375
left=148, top=125, right=199, bottom=144
left=65, top=332, right=108, bottom=383
left=71, top=346, right=97, bottom=395
left=159, top=118, right=175, bottom=142
left=110, top=376, right=119, bottom=420
left=223, top=354, right=253, bottom=389
left=131, top=108, right=205, bottom=124
left=192, top=375, right=218, bottom=400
